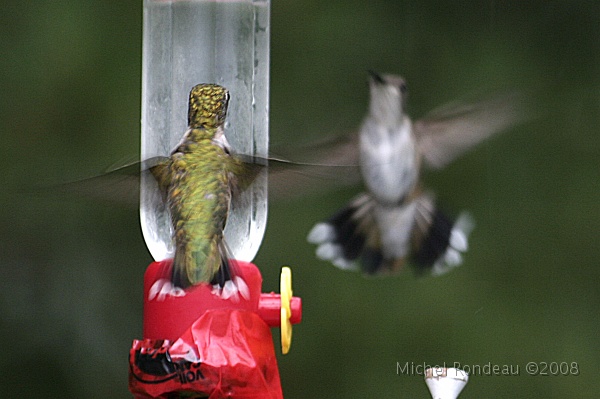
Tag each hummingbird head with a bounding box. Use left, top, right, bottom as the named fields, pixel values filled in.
left=188, top=84, right=230, bottom=129
left=367, top=71, right=408, bottom=125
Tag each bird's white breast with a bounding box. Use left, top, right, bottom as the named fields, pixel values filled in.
left=359, top=117, right=419, bottom=204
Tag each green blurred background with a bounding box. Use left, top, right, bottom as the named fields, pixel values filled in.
left=1, top=0, right=599, bottom=397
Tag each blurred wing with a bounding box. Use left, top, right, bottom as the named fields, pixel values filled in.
left=232, top=154, right=268, bottom=192
left=272, top=131, right=361, bottom=167
left=51, top=130, right=362, bottom=207
left=414, top=91, right=530, bottom=169
left=267, top=160, right=361, bottom=200
left=267, top=132, right=362, bottom=199
left=50, top=156, right=169, bottom=206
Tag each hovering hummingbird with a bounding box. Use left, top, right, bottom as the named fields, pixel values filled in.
left=307, top=71, right=528, bottom=276
left=149, top=83, right=260, bottom=290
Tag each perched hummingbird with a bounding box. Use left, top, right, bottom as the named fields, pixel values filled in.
left=150, top=83, right=260, bottom=290
left=307, top=71, right=527, bottom=276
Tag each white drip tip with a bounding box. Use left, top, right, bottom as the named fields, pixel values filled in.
left=425, top=367, right=468, bottom=399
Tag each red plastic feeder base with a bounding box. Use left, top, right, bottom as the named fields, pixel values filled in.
left=129, top=260, right=301, bottom=399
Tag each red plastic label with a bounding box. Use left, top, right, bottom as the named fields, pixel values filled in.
left=129, top=309, right=283, bottom=399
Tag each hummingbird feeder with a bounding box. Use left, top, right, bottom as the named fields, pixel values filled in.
left=129, top=1, right=302, bottom=398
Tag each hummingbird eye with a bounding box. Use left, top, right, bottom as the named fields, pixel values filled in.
left=367, top=70, right=385, bottom=85
left=399, top=82, right=408, bottom=94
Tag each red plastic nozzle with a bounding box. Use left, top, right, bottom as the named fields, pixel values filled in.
left=258, top=293, right=303, bottom=327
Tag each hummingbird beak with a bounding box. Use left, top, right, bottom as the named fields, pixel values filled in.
left=367, top=70, right=385, bottom=85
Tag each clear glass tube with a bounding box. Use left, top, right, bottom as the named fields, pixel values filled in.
left=140, top=0, right=270, bottom=263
